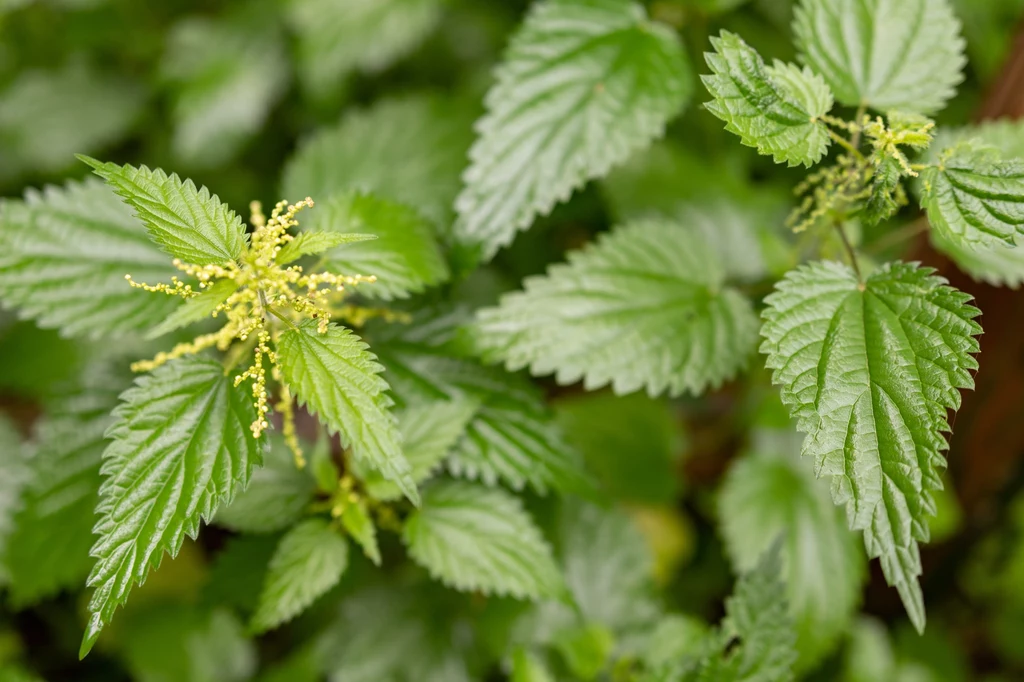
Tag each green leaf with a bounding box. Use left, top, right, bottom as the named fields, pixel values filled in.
left=377, top=343, right=590, bottom=494
left=511, top=648, right=556, bottom=682
left=452, top=0, right=693, bottom=261
left=719, top=440, right=864, bottom=669
left=0, top=416, right=29, bottom=582
left=146, top=278, right=238, bottom=339
left=286, top=0, right=443, bottom=97
left=932, top=230, right=1024, bottom=288
left=341, top=501, right=381, bottom=565
left=920, top=144, right=1024, bottom=249
left=276, top=231, right=376, bottom=266
left=0, top=180, right=181, bottom=339
left=202, top=534, right=278, bottom=615
left=553, top=623, right=615, bottom=680
left=471, top=220, right=759, bottom=397
left=794, top=0, right=965, bottom=113
left=306, top=192, right=450, bottom=300
left=251, top=519, right=349, bottom=633
left=863, top=154, right=905, bottom=226
left=161, top=17, right=289, bottom=168
left=282, top=94, right=475, bottom=230
left=760, top=260, right=982, bottom=632
left=275, top=321, right=416, bottom=503
left=79, top=157, right=247, bottom=266
left=933, top=118, right=1024, bottom=161
left=81, top=357, right=265, bottom=657
left=361, top=398, right=481, bottom=501
left=403, top=480, right=565, bottom=599
left=215, top=435, right=316, bottom=534
left=702, top=31, right=832, bottom=167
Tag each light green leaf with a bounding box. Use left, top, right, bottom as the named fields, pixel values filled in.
left=920, top=144, right=1024, bottom=249
left=362, top=398, right=481, bottom=501
left=702, top=31, right=832, bottom=167
left=0, top=180, right=181, bottom=339
left=760, top=260, right=981, bottom=632
left=341, top=501, right=381, bottom=566
left=0, top=62, right=143, bottom=177
left=511, top=648, right=556, bottom=682
left=79, top=156, right=246, bottom=266
left=0, top=416, right=29, bottom=582
left=286, top=0, right=443, bottom=97
left=933, top=118, right=1024, bottom=160
left=251, top=519, right=349, bottom=633
left=719, top=441, right=864, bottom=669
left=147, top=278, right=238, bottom=339
left=794, top=0, right=965, bottom=113
left=276, top=231, right=376, bottom=266
left=162, top=17, right=289, bottom=168
left=453, top=0, right=693, bottom=261
left=215, top=435, right=316, bottom=534
left=471, top=220, right=759, bottom=397
left=403, top=480, right=565, bottom=599
left=377, top=343, right=590, bottom=494
left=307, top=192, right=449, bottom=300
left=282, top=94, right=474, bottom=230
left=275, top=321, right=416, bottom=503
left=82, top=357, right=265, bottom=656
left=932, top=230, right=1024, bottom=288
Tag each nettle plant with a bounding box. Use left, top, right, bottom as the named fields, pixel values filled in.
left=1, top=0, right=1023, bottom=679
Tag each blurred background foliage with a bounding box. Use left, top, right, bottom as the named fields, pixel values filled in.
left=0, top=0, right=1023, bottom=680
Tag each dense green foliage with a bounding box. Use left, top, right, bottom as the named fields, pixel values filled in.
left=1, top=0, right=1024, bottom=680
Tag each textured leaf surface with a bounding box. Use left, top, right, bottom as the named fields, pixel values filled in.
left=720, top=441, right=863, bottom=669
left=282, top=94, right=474, bottom=230
left=341, top=501, right=381, bottom=565
left=276, top=321, right=415, bottom=502
left=0, top=180, right=180, bottom=339
left=0, top=416, right=28, bottom=583
left=471, top=220, right=759, bottom=397
left=760, top=261, right=981, bottom=632
left=276, top=231, right=375, bottom=266
left=403, top=481, right=564, bottom=599
left=794, top=0, right=965, bottom=113
left=932, top=230, right=1024, bottom=288
left=82, top=357, right=265, bottom=656
left=286, top=0, right=442, bottom=97
left=147, top=278, right=237, bottom=339
left=702, top=31, right=832, bottom=167
left=920, top=144, right=1024, bottom=249
left=80, top=157, right=246, bottom=266
left=215, top=436, right=315, bottom=534
left=453, top=0, right=693, bottom=261
left=307, top=192, right=449, bottom=299
left=251, top=519, right=349, bottom=633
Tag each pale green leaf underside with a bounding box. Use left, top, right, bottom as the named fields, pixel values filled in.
left=719, top=445, right=863, bottom=668
left=275, top=321, right=416, bottom=503
left=0, top=180, right=180, bottom=339
left=794, top=0, right=965, bottom=114
left=276, top=230, right=376, bottom=266
left=308, top=192, right=449, bottom=300
left=920, top=145, right=1024, bottom=249
left=760, top=260, right=981, bottom=632
left=80, top=156, right=246, bottom=266
left=83, top=357, right=264, bottom=656
left=281, top=94, right=474, bottom=231
left=702, top=31, right=832, bottom=167
left=147, top=278, right=237, bottom=339
left=472, top=220, right=759, bottom=397
left=403, top=481, right=564, bottom=599
left=933, top=118, right=1024, bottom=161
left=251, top=519, right=349, bottom=633
left=453, top=0, right=693, bottom=261
left=0, top=416, right=29, bottom=583
left=931, top=229, right=1024, bottom=288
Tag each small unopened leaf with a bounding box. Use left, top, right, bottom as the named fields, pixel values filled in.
left=341, top=502, right=380, bottom=566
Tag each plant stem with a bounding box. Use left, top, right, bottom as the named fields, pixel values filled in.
left=267, top=306, right=297, bottom=329
left=850, top=103, right=867, bottom=150
left=835, top=220, right=862, bottom=282
left=865, top=219, right=929, bottom=255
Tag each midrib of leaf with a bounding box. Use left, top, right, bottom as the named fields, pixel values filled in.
left=117, top=175, right=230, bottom=260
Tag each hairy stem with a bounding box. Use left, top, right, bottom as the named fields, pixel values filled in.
left=835, top=220, right=863, bottom=282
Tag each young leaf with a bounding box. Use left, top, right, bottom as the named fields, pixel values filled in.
left=275, top=321, right=416, bottom=503
left=286, top=0, right=442, bottom=97
left=794, top=0, right=966, bottom=114
left=0, top=180, right=181, bottom=339
left=760, top=260, right=982, bottom=632
left=702, top=31, right=833, bottom=167
left=340, top=501, right=380, bottom=566
left=276, top=231, right=376, bottom=266
left=306, top=192, right=450, bottom=300
left=719, top=443, right=864, bottom=668
left=215, top=435, right=316, bottom=534
left=146, top=278, right=238, bottom=339
left=919, top=144, right=1024, bottom=249
left=251, top=519, right=349, bottom=633
left=470, top=220, right=759, bottom=397
left=281, top=94, right=474, bottom=230
left=82, top=357, right=265, bottom=656
left=79, top=157, right=246, bottom=266
left=511, top=648, right=556, bottom=682
left=453, top=0, right=693, bottom=261
left=403, top=481, right=565, bottom=599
